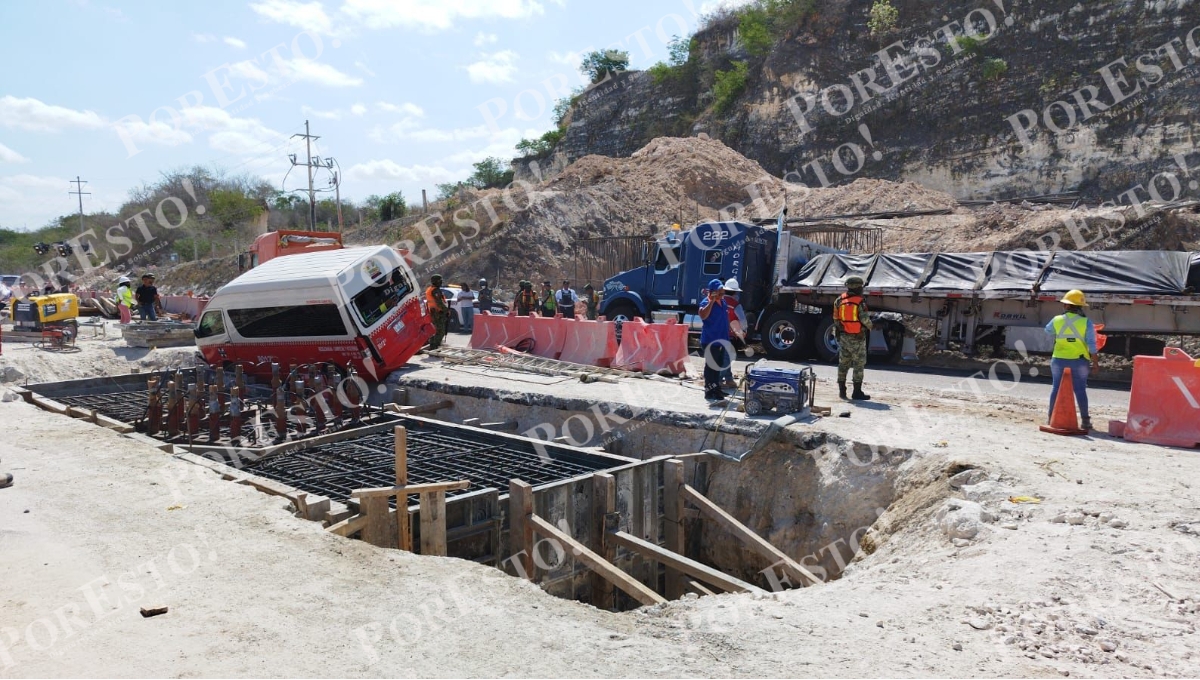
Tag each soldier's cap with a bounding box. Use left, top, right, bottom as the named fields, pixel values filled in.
left=543, top=280, right=551, bottom=285
left=845, top=275, right=864, bottom=288
left=584, top=283, right=594, bottom=289
left=431, top=274, right=443, bottom=283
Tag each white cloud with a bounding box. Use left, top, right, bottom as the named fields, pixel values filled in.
left=547, top=49, right=586, bottom=68
left=474, top=31, right=497, bottom=46
left=350, top=103, right=367, bottom=115
left=0, top=142, right=29, bottom=164
left=466, top=50, right=519, bottom=84
left=278, top=58, right=364, bottom=87
left=377, top=101, right=424, bottom=116
left=341, top=0, right=545, bottom=31
left=193, top=33, right=217, bottom=43
left=249, top=0, right=334, bottom=34
left=0, top=96, right=106, bottom=133
left=346, top=159, right=457, bottom=183
left=224, top=36, right=247, bottom=49
left=698, top=0, right=755, bottom=15
left=112, top=106, right=283, bottom=153
left=301, top=105, right=342, bottom=120
left=111, top=118, right=193, bottom=148
left=354, top=60, right=377, bottom=77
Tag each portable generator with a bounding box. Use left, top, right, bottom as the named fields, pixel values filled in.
left=9, top=293, right=79, bottom=333
left=743, top=361, right=815, bottom=416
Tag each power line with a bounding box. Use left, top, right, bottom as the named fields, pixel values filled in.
left=290, top=120, right=320, bottom=231
left=68, top=176, right=90, bottom=236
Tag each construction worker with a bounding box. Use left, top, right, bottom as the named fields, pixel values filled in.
left=477, top=278, right=493, bottom=314
left=539, top=280, right=557, bottom=317
left=515, top=280, right=537, bottom=316
left=1045, top=289, right=1099, bottom=430
left=582, top=283, right=599, bottom=320
left=699, top=278, right=732, bottom=401
left=833, top=275, right=873, bottom=400
left=135, top=273, right=160, bottom=321
left=114, top=275, right=134, bottom=324
left=556, top=280, right=578, bottom=317
left=425, top=274, right=449, bottom=349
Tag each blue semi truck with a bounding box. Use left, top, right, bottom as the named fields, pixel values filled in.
left=597, top=218, right=908, bottom=363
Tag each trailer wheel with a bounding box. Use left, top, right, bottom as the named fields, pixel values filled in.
left=762, top=311, right=811, bottom=360
left=814, top=315, right=839, bottom=363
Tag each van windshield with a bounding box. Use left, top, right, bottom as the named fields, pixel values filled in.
left=351, top=266, right=413, bottom=329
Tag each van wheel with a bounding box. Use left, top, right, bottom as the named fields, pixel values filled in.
left=762, top=311, right=812, bottom=360
left=814, top=315, right=839, bottom=363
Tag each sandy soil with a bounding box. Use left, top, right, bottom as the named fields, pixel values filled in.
left=2, top=329, right=1198, bottom=678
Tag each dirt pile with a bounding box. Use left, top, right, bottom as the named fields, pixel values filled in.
left=785, top=178, right=960, bottom=216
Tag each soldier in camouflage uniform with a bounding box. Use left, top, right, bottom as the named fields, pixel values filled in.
left=425, top=274, right=449, bottom=349
left=583, top=283, right=599, bottom=320
left=833, top=276, right=873, bottom=400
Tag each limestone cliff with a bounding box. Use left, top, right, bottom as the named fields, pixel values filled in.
left=547, top=0, right=1200, bottom=201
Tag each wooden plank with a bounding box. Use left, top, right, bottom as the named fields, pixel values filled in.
left=327, top=513, right=369, bottom=537
left=530, top=515, right=666, bottom=607
left=361, top=496, right=397, bottom=548
left=663, top=459, right=685, bottom=599
left=350, top=480, right=470, bottom=499
left=509, top=479, right=535, bottom=580
left=384, top=399, right=453, bottom=415
left=418, top=491, right=448, bottom=556
left=688, top=580, right=717, bottom=597
left=395, top=426, right=411, bottom=551
left=681, top=484, right=820, bottom=587
left=590, top=472, right=617, bottom=607
left=609, top=530, right=764, bottom=594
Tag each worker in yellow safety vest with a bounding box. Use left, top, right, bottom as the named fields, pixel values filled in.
left=1044, top=289, right=1099, bottom=430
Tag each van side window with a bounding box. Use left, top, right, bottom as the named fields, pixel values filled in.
left=228, top=304, right=346, bottom=338
left=702, top=250, right=723, bottom=275
left=195, top=310, right=226, bottom=338
left=351, top=266, right=414, bottom=328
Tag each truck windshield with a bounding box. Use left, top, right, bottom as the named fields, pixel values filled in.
left=351, top=266, right=413, bottom=328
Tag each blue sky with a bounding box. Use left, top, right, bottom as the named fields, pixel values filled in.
left=0, top=0, right=746, bottom=231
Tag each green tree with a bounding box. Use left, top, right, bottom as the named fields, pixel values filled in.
left=468, top=157, right=514, bottom=189
left=867, top=0, right=899, bottom=38
left=515, top=129, right=565, bottom=158
left=379, top=192, right=407, bottom=221
left=667, top=35, right=692, bottom=66
left=207, top=188, right=264, bottom=230
left=712, top=60, right=750, bottom=113
left=739, top=7, right=773, bottom=56
left=436, top=182, right=465, bottom=202
left=579, top=49, right=629, bottom=83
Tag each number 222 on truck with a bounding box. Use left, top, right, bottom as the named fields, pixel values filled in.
left=194, top=245, right=433, bottom=379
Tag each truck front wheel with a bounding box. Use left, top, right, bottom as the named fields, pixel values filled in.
left=762, top=310, right=812, bottom=361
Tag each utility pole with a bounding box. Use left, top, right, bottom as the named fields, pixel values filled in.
left=330, top=170, right=344, bottom=232
left=290, top=120, right=320, bottom=231
left=68, top=176, right=90, bottom=236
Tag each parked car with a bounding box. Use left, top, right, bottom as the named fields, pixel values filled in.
left=440, top=286, right=509, bottom=332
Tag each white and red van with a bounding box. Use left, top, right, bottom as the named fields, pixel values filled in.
left=194, top=245, right=432, bottom=380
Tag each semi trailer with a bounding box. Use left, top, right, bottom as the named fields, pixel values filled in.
left=599, top=217, right=1200, bottom=362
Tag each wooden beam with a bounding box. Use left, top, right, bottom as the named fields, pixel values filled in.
left=609, top=530, right=764, bottom=594
left=350, top=480, right=470, bottom=499
left=663, top=459, right=685, bottom=599
left=385, top=399, right=453, bottom=415
left=360, top=496, right=397, bottom=548
left=530, top=514, right=665, bottom=607
left=395, top=426, right=411, bottom=551
left=688, top=580, right=717, bottom=597
left=327, top=513, right=369, bottom=537
left=681, top=484, right=820, bottom=587
left=591, top=472, right=616, bottom=610
left=418, top=491, right=448, bottom=556
left=509, top=479, right=535, bottom=581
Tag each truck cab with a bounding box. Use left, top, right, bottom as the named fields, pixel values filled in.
left=599, top=221, right=794, bottom=331
left=240, top=230, right=343, bottom=271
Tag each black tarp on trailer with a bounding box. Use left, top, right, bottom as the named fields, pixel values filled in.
left=788, top=251, right=1199, bottom=296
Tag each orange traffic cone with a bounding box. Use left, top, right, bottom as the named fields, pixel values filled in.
left=1040, top=367, right=1088, bottom=436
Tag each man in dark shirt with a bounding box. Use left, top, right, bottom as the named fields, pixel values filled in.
left=476, top=278, right=493, bottom=313
left=135, top=273, right=160, bottom=321
left=698, top=278, right=731, bottom=401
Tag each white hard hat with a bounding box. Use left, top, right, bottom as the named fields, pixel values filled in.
left=118, top=276, right=131, bottom=285
left=723, top=278, right=742, bottom=292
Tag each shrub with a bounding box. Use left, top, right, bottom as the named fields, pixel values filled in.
left=739, top=7, right=773, bottom=56
left=712, top=60, right=750, bottom=113
left=948, top=35, right=982, bottom=56
left=579, top=49, right=629, bottom=83
left=867, top=0, right=899, bottom=38
left=982, top=58, right=1008, bottom=80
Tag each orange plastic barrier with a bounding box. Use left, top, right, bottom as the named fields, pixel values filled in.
left=527, top=315, right=566, bottom=360
left=613, top=318, right=689, bottom=375
left=558, top=317, right=618, bottom=367
left=1123, top=347, right=1200, bottom=448
left=470, top=312, right=533, bottom=350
